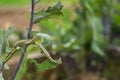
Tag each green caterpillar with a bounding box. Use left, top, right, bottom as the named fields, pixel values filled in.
left=3, top=32, right=58, bottom=66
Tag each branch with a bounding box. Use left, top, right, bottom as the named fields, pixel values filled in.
left=10, top=0, right=35, bottom=80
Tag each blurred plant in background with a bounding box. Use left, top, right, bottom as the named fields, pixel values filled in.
left=39, top=0, right=120, bottom=80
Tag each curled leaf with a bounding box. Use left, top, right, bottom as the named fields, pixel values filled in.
left=29, top=58, right=62, bottom=71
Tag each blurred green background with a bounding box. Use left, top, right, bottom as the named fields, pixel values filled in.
left=0, top=0, right=29, bottom=6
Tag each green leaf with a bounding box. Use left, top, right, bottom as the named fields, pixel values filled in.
left=32, top=32, right=52, bottom=47
left=29, top=58, right=61, bottom=71
left=0, top=29, right=5, bottom=48
left=88, top=16, right=105, bottom=45
left=33, top=0, right=63, bottom=23
left=91, top=42, right=105, bottom=57
left=0, top=73, right=4, bottom=80
left=34, top=11, right=50, bottom=23
left=46, top=0, right=63, bottom=14
left=32, top=32, right=51, bottom=40
left=3, top=63, right=9, bottom=70
left=5, top=42, right=12, bottom=55
left=15, top=58, right=28, bottom=80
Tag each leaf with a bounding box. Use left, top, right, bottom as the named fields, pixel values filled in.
left=32, top=32, right=52, bottom=46
left=88, top=16, right=105, bottom=45
left=34, top=13, right=50, bottom=23
left=3, top=63, right=9, bottom=70
left=91, top=42, right=105, bottom=57
left=29, top=58, right=61, bottom=71
left=0, top=27, right=14, bottom=54
left=0, top=29, right=5, bottom=80
left=15, top=58, right=28, bottom=80
left=85, top=2, right=93, bottom=14
left=46, top=0, right=63, bottom=14
left=0, top=29, right=5, bottom=49
left=33, top=0, right=63, bottom=23
left=5, top=41, right=12, bottom=55
left=36, top=33, right=51, bottom=40
left=0, top=73, right=4, bottom=80
left=32, top=32, right=51, bottom=40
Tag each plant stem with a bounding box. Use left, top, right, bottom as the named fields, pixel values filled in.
left=0, top=30, right=10, bottom=72
left=10, top=0, right=35, bottom=80
left=27, top=0, right=35, bottom=39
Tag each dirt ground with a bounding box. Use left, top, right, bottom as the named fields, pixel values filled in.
left=0, top=7, right=39, bottom=31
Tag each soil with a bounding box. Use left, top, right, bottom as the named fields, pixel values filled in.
left=0, top=7, right=39, bottom=31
